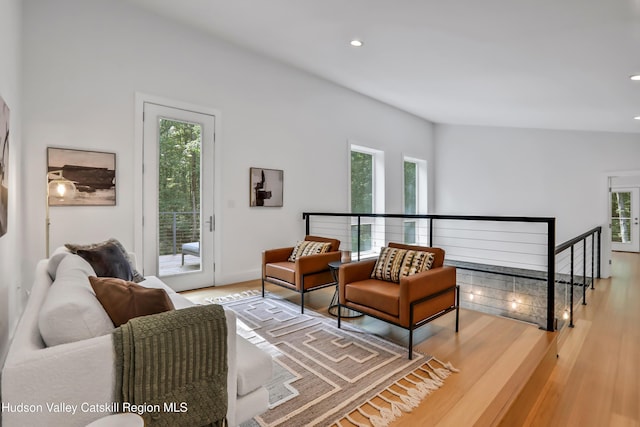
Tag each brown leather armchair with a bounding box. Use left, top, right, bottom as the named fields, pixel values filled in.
left=338, top=243, right=459, bottom=359
left=262, top=235, right=341, bottom=313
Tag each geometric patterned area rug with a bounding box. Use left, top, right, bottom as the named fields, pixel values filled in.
left=210, top=292, right=458, bottom=427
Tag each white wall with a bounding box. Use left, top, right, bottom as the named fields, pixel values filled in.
left=0, top=0, right=22, bottom=364
left=611, top=175, right=640, bottom=187
left=435, top=124, right=640, bottom=276
left=22, top=0, right=435, bottom=286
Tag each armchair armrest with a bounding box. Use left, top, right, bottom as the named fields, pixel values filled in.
left=400, top=266, right=457, bottom=303
left=262, top=247, right=294, bottom=264
left=338, top=259, right=377, bottom=303
left=339, top=259, right=377, bottom=284
left=296, top=251, right=341, bottom=275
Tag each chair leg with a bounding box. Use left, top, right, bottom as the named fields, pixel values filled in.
left=301, top=291, right=305, bottom=314
left=409, top=305, right=414, bottom=360
left=455, top=285, right=460, bottom=332
left=261, top=279, right=265, bottom=297
left=337, top=304, right=342, bottom=328
left=408, top=327, right=413, bottom=360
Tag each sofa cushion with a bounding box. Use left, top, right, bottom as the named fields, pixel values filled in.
left=288, top=240, right=331, bottom=262
left=135, top=276, right=195, bottom=310
left=65, top=238, right=144, bottom=283
left=265, top=261, right=296, bottom=284
left=46, top=246, right=72, bottom=280
left=345, top=279, right=400, bottom=317
left=135, top=275, right=177, bottom=294
left=236, top=335, right=273, bottom=396
left=39, top=255, right=115, bottom=347
left=89, top=276, right=175, bottom=327
left=371, top=247, right=408, bottom=283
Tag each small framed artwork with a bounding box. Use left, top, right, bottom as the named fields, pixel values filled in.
left=250, top=167, right=283, bottom=207
left=47, top=147, right=116, bottom=206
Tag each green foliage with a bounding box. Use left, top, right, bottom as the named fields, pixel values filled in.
left=158, top=119, right=202, bottom=255
left=404, top=161, right=417, bottom=215
left=350, top=150, right=374, bottom=251
left=351, top=151, right=373, bottom=213
left=351, top=224, right=372, bottom=252
left=611, top=191, right=632, bottom=243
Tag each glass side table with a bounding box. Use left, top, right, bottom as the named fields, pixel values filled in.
left=327, top=261, right=362, bottom=318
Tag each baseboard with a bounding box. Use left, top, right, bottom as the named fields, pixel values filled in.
left=217, top=269, right=261, bottom=286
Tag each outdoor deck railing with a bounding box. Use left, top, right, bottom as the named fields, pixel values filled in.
left=158, top=211, right=199, bottom=256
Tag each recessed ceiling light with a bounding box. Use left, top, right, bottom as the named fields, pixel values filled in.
left=631, top=75, right=640, bottom=81
left=634, top=116, right=640, bottom=120
left=350, top=40, right=363, bottom=47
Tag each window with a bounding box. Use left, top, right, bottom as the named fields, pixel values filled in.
left=351, top=151, right=373, bottom=214
left=403, top=157, right=428, bottom=245
left=404, top=160, right=417, bottom=243
left=350, top=144, right=384, bottom=255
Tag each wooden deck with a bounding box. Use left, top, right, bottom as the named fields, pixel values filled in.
left=158, top=253, right=200, bottom=276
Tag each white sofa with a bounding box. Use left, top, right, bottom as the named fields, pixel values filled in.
left=2, top=251, right=272, bottom=427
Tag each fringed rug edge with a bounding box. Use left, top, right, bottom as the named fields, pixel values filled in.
left=332, top=358, right=459, bottom=427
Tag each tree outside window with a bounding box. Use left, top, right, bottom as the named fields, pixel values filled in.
left=158, top=119, right=201, bottom=255
left=404, top=160, right=417, bottom=244
left=611, top=191, right=632, bottom=243
left=351, top=150, right=374, bottom=251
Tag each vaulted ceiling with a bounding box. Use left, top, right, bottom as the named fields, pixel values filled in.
left=125, top=0, right=640, bottom=133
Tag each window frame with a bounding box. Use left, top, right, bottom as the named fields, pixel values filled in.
left=402, top=156, right=428, bottom=245
left=349, top=142, right=385, bottom=257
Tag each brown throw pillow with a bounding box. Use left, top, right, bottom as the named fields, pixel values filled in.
left=89, top=276, right=175, bottom=327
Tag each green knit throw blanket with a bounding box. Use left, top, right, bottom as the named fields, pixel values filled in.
left=113, top=304, right=228, bottom=427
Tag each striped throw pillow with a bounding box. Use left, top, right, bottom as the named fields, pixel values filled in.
left=400, top=250, right=435, bottom=277
left=371, top=247, right=408, bottom=283
left=288, top=240, right=332, bottom=262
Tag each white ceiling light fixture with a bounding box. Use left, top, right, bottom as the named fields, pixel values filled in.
left=630, top=74, right=640, bottom=81
left=634, top=116, right=640, bottom=120
left=349, top=39, right=363, bottom=47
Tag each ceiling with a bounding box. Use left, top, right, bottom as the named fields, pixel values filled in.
left=125, top=0, right=640, bottom=134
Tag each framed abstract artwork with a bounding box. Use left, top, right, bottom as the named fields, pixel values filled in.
left=47, top=147, right=116, bottom=206
left=250, top=167, right=283, bottom=207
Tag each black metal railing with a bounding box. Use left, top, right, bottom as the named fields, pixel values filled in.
left=302, top=212, right=601, bottom=332
left=555, top=226, right=601, bottom=328
left=158, top=211, right=199, bottom=255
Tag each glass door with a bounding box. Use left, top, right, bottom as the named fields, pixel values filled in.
left=611, top=187, right=640, bottom=252
left=143, top=102, right=215, bottom=291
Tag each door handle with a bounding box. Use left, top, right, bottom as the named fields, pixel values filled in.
left=206, top=216, right=214, bottom=232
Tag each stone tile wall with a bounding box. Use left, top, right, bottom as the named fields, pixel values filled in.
left=448, top=260, right=593, bottom=330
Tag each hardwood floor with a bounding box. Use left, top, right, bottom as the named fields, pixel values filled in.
left=181, top=252, right=640, bottom=426
left=523, top=252, right=640, bottom=427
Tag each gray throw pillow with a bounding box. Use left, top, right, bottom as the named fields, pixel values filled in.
left=76, top=242, right=134, bottom=281
left=65, top=238, right=144, bottom=282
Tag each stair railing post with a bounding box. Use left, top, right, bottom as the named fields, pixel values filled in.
left=591, top=232, right=595, bottom=289
left=583, top=238, right=587, bottom=305
left=569, top=245, right=575, bottom=328
left=547, top=219, right=556, bottom=332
